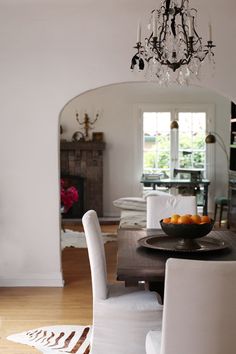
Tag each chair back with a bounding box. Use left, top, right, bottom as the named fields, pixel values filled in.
left=161, top=258, right=236, bottom=354
left=82, top=210, right=108, bottom=301
left=146, top=195, right=197, bottom=229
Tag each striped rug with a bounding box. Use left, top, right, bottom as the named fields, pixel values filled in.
left=7, top=325, right=92, bottom=353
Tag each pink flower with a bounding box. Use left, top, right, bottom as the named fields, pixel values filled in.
left=61, top=179, right=79, bottom=213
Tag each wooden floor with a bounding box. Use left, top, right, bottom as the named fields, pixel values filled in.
left=0, top=220, right=231, bottom=353
left=0, top=224, right=119, bottom=353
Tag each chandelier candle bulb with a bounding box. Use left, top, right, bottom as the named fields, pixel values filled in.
left=188, top=17, right=193, bottom=37
left=152, top=13, right=157, bottom=37
left=209, top=23, right=212, bottom=41
left=137, top=22, right=141, bottom=43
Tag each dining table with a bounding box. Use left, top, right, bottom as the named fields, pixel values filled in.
left=117, top=228, right=236, bottom=297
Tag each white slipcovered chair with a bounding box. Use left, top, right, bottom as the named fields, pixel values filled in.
left=146, top=258, right=236, bottom=354
left=82, top=210, right=163, bottom=354
left=146, top=194, right=197, bottom=229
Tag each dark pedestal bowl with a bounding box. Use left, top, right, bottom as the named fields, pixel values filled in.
left=160, top=219, right=214, bottom=250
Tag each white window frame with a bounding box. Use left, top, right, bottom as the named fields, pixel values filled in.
left=133, top=103, right=215, bottom=197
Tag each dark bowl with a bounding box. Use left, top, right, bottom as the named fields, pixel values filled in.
left=160, top=219, right=214, bottom=239
left=160, top=219, right=215, bottom=250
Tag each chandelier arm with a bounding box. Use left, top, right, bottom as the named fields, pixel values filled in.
left=195, top=50, right=209, bottom=63
left=196, top=43, right=215, bottom=63
left=146, top=56, right=154, bottom=63
left=165, top=0, right=171, bottom=18
left=146, top=34, right=153, bottom=46
left=178, top=33, right=203, bottom=49
left=180, top=11, right=191, bottom=53
left=192, top=37, right=202, bottom=47
left=151, top=7, right=166, bottom=43
left=190, top=8, right=197, bottom=16
left=171, top=17, right=176, bottom=37
left=192, top=18, right=202, bottom=46
left=160, top=13, right=169, bottom=42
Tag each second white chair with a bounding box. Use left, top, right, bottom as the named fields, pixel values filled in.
left=146, top=258, right=236, bottom=354
left=146, top=194, right=197, bottom=229
left=82, top=210, right=163, bottom=354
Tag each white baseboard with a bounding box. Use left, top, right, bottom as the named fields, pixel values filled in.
left=0, top=272, right=64, bottom=287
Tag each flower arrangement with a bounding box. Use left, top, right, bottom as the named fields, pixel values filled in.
left=61, top=179, right=79, bottom=213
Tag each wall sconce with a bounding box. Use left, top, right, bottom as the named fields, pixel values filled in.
left=205, top=132, right=229, bottom=165
left=76, top=112, right=99, bottom=140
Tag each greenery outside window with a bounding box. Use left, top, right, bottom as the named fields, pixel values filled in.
left=143, top=110, right=207, bottom=179
left=143, top=112, right=171, bottom=177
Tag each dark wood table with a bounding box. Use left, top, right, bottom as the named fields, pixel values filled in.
left=117, top=228, right=236, bottom=289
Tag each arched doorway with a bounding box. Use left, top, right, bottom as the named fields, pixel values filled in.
left=59, top=82, right=231, bottom=219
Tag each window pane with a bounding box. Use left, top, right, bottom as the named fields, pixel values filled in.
left=157, top=132, right=170, bottom=149
left=158, top=151, right=170, bottom=169
left=144, top=136, right=156, bottom=150
left=143, top=151, right=157, bottom=173
left=143, top=113, right=157, bottom=136
left=179, top=132, right=192, bottom=149
left=143, top=112, right=171, bottom=175
left=179, top=152, right=192, bottom=168
left=192, top=152, right=205, bottom=169
left=178, top=112, right=206, bottom=173
left=192, top=132, right=205, bottom=149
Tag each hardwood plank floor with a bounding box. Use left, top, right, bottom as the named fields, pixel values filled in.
left=0, top=221, right=231, bottom=352
left=0, top=224, right=118, bottom=353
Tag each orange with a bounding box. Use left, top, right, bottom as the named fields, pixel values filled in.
left=191, top=214, right=201, bottom=224
left=170, top=214, right=180, bottom=224
left=177, top=214, right=192, bottom=224
left=201, top=215, right=211, bottom=224
left=163, top=217, right=171, bottom=224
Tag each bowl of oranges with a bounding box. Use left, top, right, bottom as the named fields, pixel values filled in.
left=160, top=214, right=214, bottom=250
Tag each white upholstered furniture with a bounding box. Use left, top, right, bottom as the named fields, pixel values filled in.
left=113, top=196, right=147, bottom=228
left=146, top=194, right=197, bottom=229
left=82, top=210, right=163, bottom=354
left=146, top=258, right=236, bottom=354
left=113, top=191, right=169, bottom=228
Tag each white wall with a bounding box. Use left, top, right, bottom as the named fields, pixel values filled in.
left=60, top=84, right=230, bottom=216
left=0, top=0, right=235, bottom=286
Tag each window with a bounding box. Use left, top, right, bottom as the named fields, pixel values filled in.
left=143, top=112, right=171, bottom=176
left=178, top=112, right=206, bottom=177
left=143, top=109, right=207, bottom=179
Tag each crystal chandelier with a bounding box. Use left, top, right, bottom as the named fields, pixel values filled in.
left=130, top=0, right=216, bottom=85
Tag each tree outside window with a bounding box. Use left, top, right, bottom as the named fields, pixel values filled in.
left=143, top=111, right=206, bottom=179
